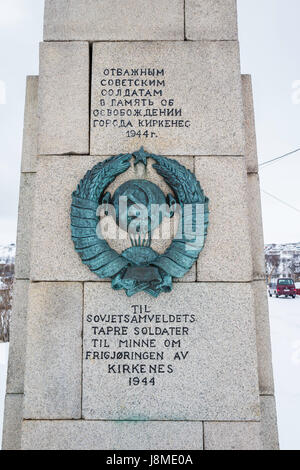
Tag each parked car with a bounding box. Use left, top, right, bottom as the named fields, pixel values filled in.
left=295, top=282, right=300, bottom=296
left=268, top=278, right=296, bottom=298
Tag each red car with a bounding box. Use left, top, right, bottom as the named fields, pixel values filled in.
left=268, top=278, right=296, bottom=298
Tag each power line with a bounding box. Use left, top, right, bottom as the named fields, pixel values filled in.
left=259, top=148, right=300, bottom=168
left=262, top=189, right=300, bottom=214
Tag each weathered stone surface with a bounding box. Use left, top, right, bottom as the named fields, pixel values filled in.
left=247, top=173, right=266, bottom=280
left=204, top=421, right=261, bottom=450
left=21, top=76, right=38, bottom=173
left=30, top=155, right=100, bottom=281
left=185, top=0, right=238, bottom=41
left=174, top=264, right=196, bottom=283
left=252, top=281, right=274, bottom=395
left=91, top=41, right=245, bottom=156
left=23, top=283, right=82, bottom=419
left=15, top=173, right=35, bottom=279
left=21, top=420, right=203, bottom=450
left=242, top=75, right=259, bottom=173
left=38, top=42, right=89, bottom=155
left=260, top=396, right=279, bottom=450
left=83, top=283, right=260, bottom=421
left=196, top=157, right=253, bottom=282
left=30, top=155, right=196, bottom=281
left=2, top=394, right=23, bottom=450
left=6, top=281, right=29, bottom=394
left=44, top=0, right=184, bottom=42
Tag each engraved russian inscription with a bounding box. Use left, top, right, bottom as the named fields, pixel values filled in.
left=92, top=68, right=191, bottom=141
left=91, top=42, right=245, bottom=156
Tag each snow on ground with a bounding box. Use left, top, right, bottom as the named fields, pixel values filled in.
left=0, top=298, right=299, bottom=450
left=0, top=343, right=9, bottom=450
left=269, top=295, right=300, bottom=450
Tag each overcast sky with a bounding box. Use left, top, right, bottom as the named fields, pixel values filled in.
left=0, top=0, right=299, bottom=245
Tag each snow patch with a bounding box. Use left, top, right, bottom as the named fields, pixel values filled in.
left=269, top=296, right=300, bottom=450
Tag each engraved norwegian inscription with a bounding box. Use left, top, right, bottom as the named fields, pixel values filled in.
left=92, top=67, right=191, bottom=141
left=83, top=284, right=259, bottom=421
left=85, top=304, right=193, bottom=387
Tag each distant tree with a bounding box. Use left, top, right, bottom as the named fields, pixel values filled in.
left=0, top=276, right=14, bottom=343
left=265, top=253, right=280, bottom=281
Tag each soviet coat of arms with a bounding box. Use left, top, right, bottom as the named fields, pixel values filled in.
left=71, top=148, right=209, bottom=297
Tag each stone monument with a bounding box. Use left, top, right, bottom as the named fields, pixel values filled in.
left=3, top=0, right=279, bottom=450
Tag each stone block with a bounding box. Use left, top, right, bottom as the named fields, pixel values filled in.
left=252, top=281, right=274, bottom=395
left=247, top=173, right=266, bottom=280
left=30, top=155, right=100, bottom=281
left=204, top=421, right=261, bottom=450
left=30, top=155, right=196, bottom=281
left=21, top=420, right=203, bottom=450
left=23, top=283, right=82, bottom=419
left=15, top=173, right=35, bottom=279
left=195, top=157, right=253, bottom=282
left=2, top=394, right=23, bottom=450
left=83, top=283, right=260, bottom=421
left=6, top=281, right=29, bottom=394
left=185, top=0, right=238, bottom=41
left=38, top=42, right=89, bottom=155
left=91, top=41, right=245, bottom=156
left=44, top=0, right=184, bottom=42
left=242, top=75, right=259, bottom=173
left=260, top=396, right=279, bottom=450
left=21, top=76, right=38, bottom=173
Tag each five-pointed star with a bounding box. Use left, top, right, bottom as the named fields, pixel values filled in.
left=133, top=147, right=149, bottom=166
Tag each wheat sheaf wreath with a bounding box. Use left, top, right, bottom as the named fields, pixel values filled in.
left=71, top=150, right=209, bottom=297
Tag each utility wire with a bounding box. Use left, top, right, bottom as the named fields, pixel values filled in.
left=259, top=148, right=300, bottom=168
left=262, top=189, right=300, bottom=214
